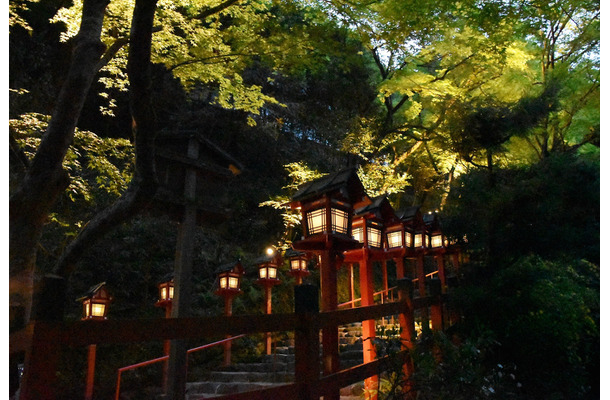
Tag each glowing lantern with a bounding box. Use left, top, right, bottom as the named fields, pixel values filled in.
left=78, top=282, right=112, bottom=320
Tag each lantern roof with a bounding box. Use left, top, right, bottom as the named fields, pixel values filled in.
left=394, top=206, right=426, bottom=229
left=157, top=272, right=174, bottom=285
left=290, top=168, right=366, bottom=206
left=215, top=260, right=244, bottom=275
left=284, top=248, right=306, bottom=258
left=354, top=195, right=398, bottom=224
left=423, top=212, right=443, bottom=233
left=76, top=282, right=110, bottom=302
left=253, top=252, right=282, bottom=266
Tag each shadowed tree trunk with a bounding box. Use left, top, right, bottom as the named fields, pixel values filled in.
left=9, top=0, right=110, bottom=332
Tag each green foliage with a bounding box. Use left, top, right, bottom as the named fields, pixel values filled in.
left=452, top=256, right=599, bottom=399
left=411, top=331, right=522, bottom=400
left=10, top=113, right=134, bottom=197
left=443, top=152, right=599, bottom=265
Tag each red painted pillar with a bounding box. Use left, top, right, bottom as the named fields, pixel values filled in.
left=415, top=254, right=425, bottom=298
left=451, top=252, right=460, bottom=273
left=436, top=254, right=446, bottom=293
left=223, top=296, right=233, bottom=366
left=319, top=250, right=340, bottom=400
left=264, top=285, right=273, bottom=355
left=395, top=257, right=405, bottom=280
left=397, top=279, right=416, bottom=400
left=348, top=263, right=355, bottom=308
left=85, top=344, right=97, bottom=400
left=359, top=255, right=378, bottom=400
left=381, top=261, right=388, bottom=303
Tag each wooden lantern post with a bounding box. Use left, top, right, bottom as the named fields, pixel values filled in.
left=290, top=168, right=366, bottom=400
left=154, top=273, right=174, bottom=391
left=344, top=195, right=396, bottom=400
left=214, top=261, right=244, bottom=366
left=77, top=282, right=112, bottom=400
left=255, top=248, right=282, bottom=355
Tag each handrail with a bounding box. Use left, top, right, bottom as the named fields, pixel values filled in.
left=338, top=286, right=397, bottom=309
left=114, top=334, right=245, bottom=400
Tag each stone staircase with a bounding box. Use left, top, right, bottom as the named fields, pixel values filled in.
left=185, top=323, right=367, bottom=399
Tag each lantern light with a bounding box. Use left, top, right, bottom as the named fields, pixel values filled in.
left=77, top=282, right=112, bottom=320
left=429, top=234, right=444, bottom=248
left=255, top=250, right=282, bottom=286
left=367, top=225, right=382, bottom=248
left=215, top=261, right=244, bottom=295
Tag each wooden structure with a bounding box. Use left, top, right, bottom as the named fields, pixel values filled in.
left=10, top=280, right=442, bottom=400
left=290, top=168, right=366, bottom=400
left=285, top=249, right=311, bottom=285
left=11, top=168, right=461, bottom=400
left=343, top=195, right=397, bottom=400
left=214, top=261, right=245, bottom=366
left=150, top=130, right=243, bottom=399
left=254, top=252, right=282, bottom=355
left=76, top=283, right=112, bottom=400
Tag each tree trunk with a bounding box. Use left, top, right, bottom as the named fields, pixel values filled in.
left=54, top=0, right=160, bottom=279
left=9, top=0, right=110, bottom=331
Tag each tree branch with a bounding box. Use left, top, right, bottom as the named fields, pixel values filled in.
left=55, top=0, right=160, bottom=278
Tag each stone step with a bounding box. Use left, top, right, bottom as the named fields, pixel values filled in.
left=205, top=370, right=293, bottom=383
left=186, top=381, right=286, bottom=399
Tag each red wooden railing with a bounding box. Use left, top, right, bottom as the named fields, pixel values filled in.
left=114, top=334, right=246, bottom=400
left=11, top=280, right=445, bottom=400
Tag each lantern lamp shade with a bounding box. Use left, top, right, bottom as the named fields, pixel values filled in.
left=414, top=233, right=424, bottom=248
left=367, top=225, right=382, bottom=248
left=259, top=264, right=278, bottom=280
left=215, top=261, right=244, bottom=295
left=158, top=280, right=174, bottom=302
left=305, top=206, right=350, bottom=236
left=386, top=230, right=403, bottom=249
left=405, top=231, right=413, bottom=248
left=429, top=234, right=444, bottom=248
left=352, top=226, right=364, bottom=243
left=77, top=282, right=112, bottom=320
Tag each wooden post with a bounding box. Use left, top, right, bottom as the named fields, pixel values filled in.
left=415, top=254, right=425, bottom=298
left=436, top=254, right=446, bottom=293
left=381, top=261, right=388, bottom=302
left=348, top=263, right=355, bottom=308
left=397, top=278, right=416, bottom=399
left=294, top=284, right=320, bottom=400
left=428, top=278, right=443, bottom=331
left=264, top=285, right=273, bottom=355
left=319, top=249, right=340, bottom=400
left=85, top=344, right=97, bottom=400
left=223, top=296, right=234, bottom=366
left=395, top=257, right=405, bottom=280
left=167, top=137, right=199, bottom=400
left=162, top=305, right=172, bottom=393
left=359, top=256, right=378, bottom=400
left=19, top=275, right=66, bottom=400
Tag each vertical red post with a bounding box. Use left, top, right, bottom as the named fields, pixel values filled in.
left=436, top=255, right=446, bottom=293
left=428, top=279, right=443, bottom=331
left=415, top=254, right=426, bottom=298
left=319, top=249, right=340, bottom=400
left=85, top=344, right=97, bottom=400
left=223, top=296, right=233, bottom=366
left=348, top=264, right=355, bottom=308
left=397, top=279, right=416, bottom=399
left=395, top=257, right=405, bottom=280
left=264, top=285, right=273, bottom=355
left=359, top=256, right=378, bottom=400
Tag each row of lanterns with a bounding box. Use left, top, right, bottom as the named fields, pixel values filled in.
left=76, top=248, right=311, bottom=320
